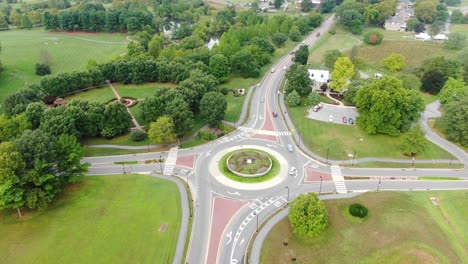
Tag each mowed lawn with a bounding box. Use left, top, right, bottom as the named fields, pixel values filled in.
left=0, top=174, right=182, bottom=264
left=261, top=191, right=468, bottom=264
left=66, top=86, right=116, bottom=103
left=0, top=28, right=127, bottom=102
left=288, top=105, right=454, bottom=160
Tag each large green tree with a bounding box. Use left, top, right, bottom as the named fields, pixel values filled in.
left=209, top=54, right=231, bottom=83
left=21, top=14, right=33, bottom=29
left=324, top=49, right=342, bottom=69
left=330, top=57, right=354, bottom=93
left=165, top=98, right=194, bottom=137
left=230, top=50, right=260, bottom=78
left=271, top=32, right=288, bottom=47
left=0, top=114, right=31, bottom=143
left=286, top=90, right=301, bottom=107
left=288, top=193, right=328, bottom=237
left=355, top=76, right=424, bottom=136
left=438, top=78, right=467, bottom=105
left=285, top=63, right=312, bottom=95
left=101, top=102, right=132, bottom=138
left=293, top=45, right=309, bottom=65
left=382, top=54, right=405, bottom=73
left=148, top=116, right=178, bottom=144
left=200, top=92, right=227, bottom=127
left=0, top=142, right=26, bottom=217
left=401, top=125, right=427, bottom=156
left=437, top=96, right=468, bottom=146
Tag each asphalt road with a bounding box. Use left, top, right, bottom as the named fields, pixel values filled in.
left=83, top=13, right=468, bottom=264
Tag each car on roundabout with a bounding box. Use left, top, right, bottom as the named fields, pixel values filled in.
left=272, top=112, right=278, bottom=117
left=261, top=97, right=264, bottom=102
left=348, top=118, right=355, bottom=125
left=289, top=167, right=297, bottom=176
left=328, top=115, right=334, bottom=122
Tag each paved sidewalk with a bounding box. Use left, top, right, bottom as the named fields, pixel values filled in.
left=106, top=81, right=143, bottom=130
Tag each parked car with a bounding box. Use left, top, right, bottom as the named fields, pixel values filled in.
left=283, top=66, right=287, bottom=71
left=312, top=103, right=322, bottom=112
left=261, top=97, right=264, bottom=102
left=328, top=115, right=334, bottom=122
left=289, top=167, right=297, bottom=176
left=270, top=67, right=276, bottom=73
left=287, top=144, right=294, bottom=152
left=272, top=112, right=278, bottom=117
left=316, top=32, right=321, bottom=37
left=348, top=118, right=354, bottom=125
left=342, top=116, right=347, bottom=124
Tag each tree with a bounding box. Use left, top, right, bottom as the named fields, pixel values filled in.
left=286, top=90, right=301, bottom=107
left=293, top=45, right=309, bottom=65
left=200, top=92, right=227, bottom=127
left=0, top=142, right=26, bottom=217
left=450, top=10, right=465, bottom=24
left=324, top=49, right=342, bottom=69
left=363, top=31, right=384, bottom=45
left=444, top=33, right=467, bottom=50
left=415, top=0, right=438, bottom=23
left=355, top=76, right=424, bottom=135
left=165, top=98, right=194, bottom=137
left=0, top=114, right=31, bottom=143
left=308, top=91, right=321, bottom=105
left=0, top=12, right=8, bottom=29
left=56, top=134, right=88, bottom=184
left=274, top=0, right=283, bottom=9
left=406, top=18, right=418, bottom=31
left=350, top=20, right=363, bottom=34
left=414, top=23, right=426, bottom=33
left=382, top=54, right=405, bottom=72
left=209, top=54, right=230, bottom=83
left=429, top=20, right=445, bottom=36
left=401, top=125, right=426, bottom=155
left=288, top=193, right=328, bottom=237
left=271, top=32, right=288, bottom=47
left=289, top=26, right=301, bottom=42
left=9, top=10, right=22, bottom=27
left=330, top=57, right=354, bottom=93
left=437, top=96, right=468, bottom=146
left=24, top=102, right=46, bottom=129
left=438, top=78, right=467, bottom=105
left=35, top=63, right=51, bottom=76
left=301, top=0, right=313, bottom=12
left=421, top=69, right=447, bottom=94
left=148, top=116, right=177, bottom=144
left=230, top=50, right=260, bottom=78
left=21, top=14, right=33, bottom=29
left=102, top=102, right=132, bottom=138
left=285, top=63, right=312, bottom=95
left=28, top=11, right=42, bottom=25
left=40, top=108, right=79, bottom=138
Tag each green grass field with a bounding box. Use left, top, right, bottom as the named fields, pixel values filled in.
left=0, top=174, right=182, bottom=263
left=260, top=191, right=468, bottom=264
left=0, top=28, right=127, bottom=102
left=288, top=105, right=454, bottom=160
left=66, top=86, right=116, bottom=103
left=114, top=82, right=177, bottom=99
left=84, top=147, right=169, bottom=156
left=345, top=161, right=464, bottom=169
left=451, top=24, right=468, bottom=38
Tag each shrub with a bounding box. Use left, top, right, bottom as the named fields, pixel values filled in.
left=219, top=87, right=230, bottom=95
left=130, top=130, right=147, bottom=141
left=349, top=203, right=368, bottom=218
left=35, top=63, right=51, bottom=76
left=363, top=31, right=383, bottom=45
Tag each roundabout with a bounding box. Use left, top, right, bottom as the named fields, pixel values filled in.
left=210, top=145, right=289, bottom=190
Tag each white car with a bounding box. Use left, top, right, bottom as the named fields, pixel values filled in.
left=271, top=68, right=276, bottom=73
left=328, top=115, right=334, bottom=122
left=289, top=167, right=297, bottom=176
left=283, top=66, right=287, bottom=71
left=261, top=97, right=265, bottom=102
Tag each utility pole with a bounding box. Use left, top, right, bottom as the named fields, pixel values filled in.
left=351, top=150, right=356, bottom=166
left=122, top=164, right=126, bottom=174
left=411, top=157, right=415, bottom=168
left=377, top=178, right=381, bottom=191
left=285, top=186, right=290, bottom=205
left=326, top=148, right=329, bottom=164
left=319, top=176, right=323, bottom=194
left=159, top=155, right=163, bottom=173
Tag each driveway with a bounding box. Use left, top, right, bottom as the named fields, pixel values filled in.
left=306, top=103, right=359, bottom=124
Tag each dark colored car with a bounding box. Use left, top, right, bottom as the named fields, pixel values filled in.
left=273, top=112, right=278, bottom=117
left=342, top=116, right=347, bottom=124
left=316, top=32, right=321, bottom=37
left=348, top=118, right=354, bottom=125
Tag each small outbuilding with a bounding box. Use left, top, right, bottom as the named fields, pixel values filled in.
left=434, top=34, right=448, bottom=41
left=308, top=69, right=330, bottom=84
left=415, top=32, right=431, bottom=41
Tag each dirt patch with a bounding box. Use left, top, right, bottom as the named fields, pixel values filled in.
left=404, top=248, right=440, bottom=264
left=159, top=223, right=168, bottom=232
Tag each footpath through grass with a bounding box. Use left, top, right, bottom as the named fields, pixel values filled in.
left=0, top=28, right=127, bottom=102
left=261, top=191, right=467, bottom=264
left=288, top=105, right=454, bottom=160
left=0, top=174, right=182, bottom=264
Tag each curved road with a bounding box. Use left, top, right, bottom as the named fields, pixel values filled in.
left=83, top=14, right=468, bottom=264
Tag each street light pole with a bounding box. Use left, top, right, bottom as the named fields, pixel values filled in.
left=122, top=164, right=126, bottom=174
left=159, top=155, right=163, bottom=173
left=377, top=178, right=381, bottom=191
left=319, top=176, right=323, bottom=194
left=326, top=148, right=329, bottom=164
left=351, top=150, right=356, bottom=166
left=411, top=157, right=415, bottom=168
left=285, top=186, right=290, bottom=205
left=256, top=212, right=259, bottom=232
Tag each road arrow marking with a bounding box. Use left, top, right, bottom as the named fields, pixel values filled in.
left=226, top=231, right=232, bottom=245
left=227, top=191, right=241, bottom=196
left=266, top=143, right=277, bottom=148
left=206, top=151, right=212, bottom=157
left=259, top=115, right=263, bottom=120
left=239, top=238, right=245, bottom=246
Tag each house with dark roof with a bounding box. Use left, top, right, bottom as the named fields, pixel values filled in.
left=384, top=0, right=414, bottom=31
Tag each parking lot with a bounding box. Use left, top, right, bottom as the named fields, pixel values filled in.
left=306, top=103, right=359, bottom=125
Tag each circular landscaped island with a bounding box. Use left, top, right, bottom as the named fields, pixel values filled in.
left=218, top=148, right=280, bottom=183
left=226, top=150, right=273, bottom=177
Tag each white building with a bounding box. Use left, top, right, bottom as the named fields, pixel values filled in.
left=308, top=69, right=330, bottom=84
left=434, top=34, right=448, bottom=41
left=415, top=32, right=431, bottom=41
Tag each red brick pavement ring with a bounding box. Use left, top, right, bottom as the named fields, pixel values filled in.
left=305, top=168, right=333, bottom=183
left=206, top=196, right=248, bottom=264
left=176, top=155, right=197, bottom=169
